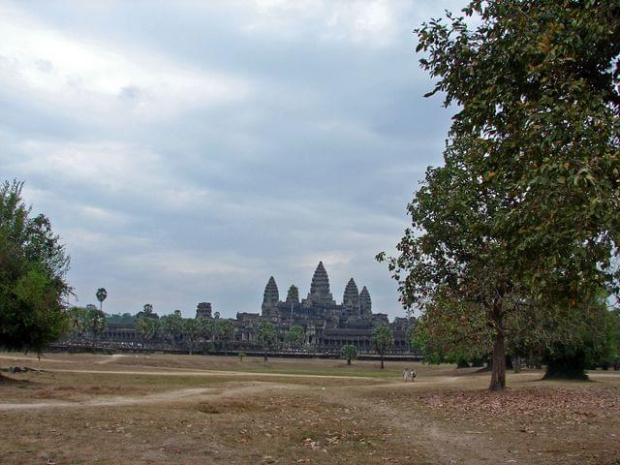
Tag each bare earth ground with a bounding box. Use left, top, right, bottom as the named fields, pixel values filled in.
left=0, top=353, right=619, bottom=465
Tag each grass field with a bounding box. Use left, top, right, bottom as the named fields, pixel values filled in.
left=1, top=352, right=619, bottom=464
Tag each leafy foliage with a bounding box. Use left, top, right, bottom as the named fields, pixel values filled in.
left=160, top=312, right=183, bottom=347
left=412, top=295, right=492, bottom=365
left=135, top=316, right=160, bottom=342
left=543, top=303, right=618, bottom=378
left=181, top=318, right=200, bottom=354
left=214, top=318, right=234, bottom=342
left=105, top=312, right=135, bottom=325
left=0, top=180, right=71, bottom=355
left=419, top=0, right=619, bottom=302
left=285, top=325, right=305, bottom=350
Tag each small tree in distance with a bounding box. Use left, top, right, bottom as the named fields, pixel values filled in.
left=182, top=318, right=200, bottom=355
left=372, top=326, right=393, bottom=369
left=257, top=321, right=277, bottom=362
left=341, top=344, right=358, bottom=366
left=285, top=325, right=305, bottom=351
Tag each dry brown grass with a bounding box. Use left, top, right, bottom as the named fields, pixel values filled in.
left=1, top=352, right=619, bottom=464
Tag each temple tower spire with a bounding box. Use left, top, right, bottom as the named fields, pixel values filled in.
left=342, top=278, right=360, bottom=317
left=261, top=276, right=280, bottom=316
left=306, top=261, right=335, bottom=306
left=360, top=286, right=372, bottom=317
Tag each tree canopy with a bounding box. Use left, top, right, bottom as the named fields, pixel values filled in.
left=341, top=344, right=358, bottom=365
left=0, top=180, right=71, bottom=355
left=380, top=1, right=620, bottom=390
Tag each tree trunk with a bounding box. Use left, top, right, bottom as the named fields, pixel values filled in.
left=380, top=354, right=385, bottom=369
left=347, top=357, right=351, bottom=365
left=489, top=331, right=506, bottom=391
left=488, top=302, right=507, bottom=391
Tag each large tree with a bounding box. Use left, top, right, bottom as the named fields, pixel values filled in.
left=0, top=180, right=71, bottom=356
left=382, top=0, right=620, bottom=390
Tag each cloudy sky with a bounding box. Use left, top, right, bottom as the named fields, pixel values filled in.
left=1, top=0, right=463, bottom=320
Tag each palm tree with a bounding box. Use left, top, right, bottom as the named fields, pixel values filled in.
left=96, top=288, right=108, bottom=311
left=85, top=305, right=106, bottom=351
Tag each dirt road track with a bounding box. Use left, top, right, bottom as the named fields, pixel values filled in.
left=0, top=382, right=303, bottom=411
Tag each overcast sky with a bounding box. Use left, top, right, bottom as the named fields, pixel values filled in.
left=1, top=0, right=463, bottom=320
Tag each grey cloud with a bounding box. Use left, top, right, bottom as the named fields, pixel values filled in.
left=118, top=85, right=142, bottom=103
left=1, top=1, right=462, bottom=318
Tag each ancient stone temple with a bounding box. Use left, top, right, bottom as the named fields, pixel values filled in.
left=234, top=261, right=405, bottom=353
left=68, top=261, right=412, bottom=357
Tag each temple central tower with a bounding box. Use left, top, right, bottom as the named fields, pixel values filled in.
left=305, top=261, right=336, bottom=306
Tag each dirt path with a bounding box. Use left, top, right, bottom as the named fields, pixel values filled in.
left=0, top=381, right=301, bottom=411
left=44, top=367, right=379, bottom=380
left=96, top=354, right=127, bottom=365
